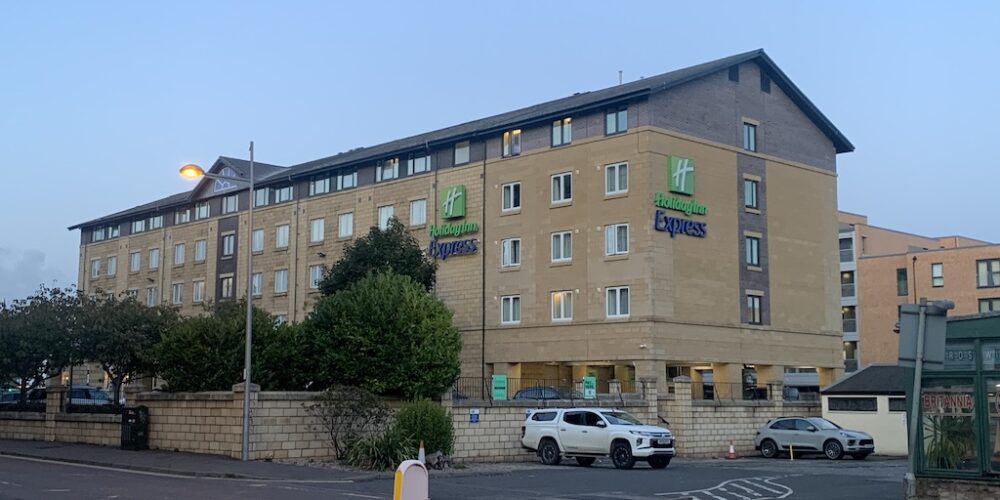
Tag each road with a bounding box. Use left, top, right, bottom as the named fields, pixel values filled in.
left=0, top=454, right=905, bottom=499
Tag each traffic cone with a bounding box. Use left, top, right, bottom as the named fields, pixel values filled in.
left=418, top=440, right=426, bottom=464
left=727, top=442, right=737, bottom=460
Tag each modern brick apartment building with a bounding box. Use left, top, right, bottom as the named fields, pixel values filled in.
left=71, top=50, right=853, bottom=391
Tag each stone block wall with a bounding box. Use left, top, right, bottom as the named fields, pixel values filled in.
left=0, top=411, right=45, bottom=441
left=136, top=389, right=242, bottom=457
left=0, top=385, right=121, bottom=447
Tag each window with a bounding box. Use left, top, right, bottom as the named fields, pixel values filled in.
left=728, top=65, right=739, bottom=82
left=194, top=240, right=207, bottom=262
left=129, top=252, right=141, bottom=272
left=742, top=122, right=757, bottom=152
left=932, top=263, right=944, bottom=287
left=897, top=268, right=909, bottom=296
left=606, top=286, right=630, bottom=318
left=337, top=172, right=357, bottom=190
left=828, top=397, right=877, bottom=412
left=107, top=256, right=117, bottom=276
left=250, top=273, right=262, bottom=297
left=745, top=236, right=760, bottom=266
left=551, top=172, right=572, bottom=203
left=760, top=73, right=771, bottom=93
left=309, top=265, right=324, bottom=289
left=978, top=259, right=1000, bottom=288
left=378, top=206, right=394, bottom=230
left=842, top=306, right=857, bottom=333
left=195, top=202, right=210, bottom=220
left=502, top=129, right=521, bottom=157
left=980, top=298, right=1000, bottom=313
left=407, top=155, right=431, bottom=175
left=841, top=271, right=855, bottom=298
left=551, top=291, right=573, bottom=321
left=839, top=238, right=854, bottom=263
left=149, top=216, right=163, bottom=230
left=530, top=411, right=557, bottom=422
left=888, top=397, right=907, bottom=412
left=275, top=225, right=290, bottom=249
left=274, top=186, right=293, bottom=203
left=770, top=419, right=795, bottom=430
left=604, top=223, right=629, bottom=256
left=308, top=178, right=330, bottom=196
left=222, top=234, right=235, bottom=257
left=131, top=219, right=146, bottom=234
left=220, top=276, right=233, bottom=299
left=605, top=107, right=628, bottom=135
left=501, top=295, right=520, bottom=325
left=90, top=258, right=101, bottom=278
left=192, top=280, right=205, bottom=303
left=109, top=225, right=120, bottom=238
left=744, top=179, right=759, bottom=209
left=605, top=162, right=628, bottom=195
left=339, top=212, right=354, bottom=238
left=376, top=158, right=399, bottom=182
left=501, top=182, right=521, bottom=211
left=551, top=117, right=572, bottom=146
left=251, top=229, right=264, bottom=253
left=454, top=141, right=470, bottom=165
left=274, top=270, right=289, bottom=294
left=254, top=187, right=270, bottom=207
left=222, top=194, right=239, bottom=214
left=92, top=227, right=106, bottom=242
left=551, top=231, right=572, bottom=263
left=310, top=218, right=325, bottom=243
left=274, top=314, right=288, bottom=325
left=175, top=209, right=191, bottom=224
left=174, top=243, right=185, bottom=266
left=148, top=248, right=160, bottom=270
left=747, top=294, right=762, bottom=324
left=409, top=199, right=427, bottom=226
left=146, top=287, right=157, bottom=306
left=171, top=283, right=183, bottom=305
left=501, top=238, right=521, bottom=268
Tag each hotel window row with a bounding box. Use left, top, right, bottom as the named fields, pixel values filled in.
left=499, top=225, right=628, bottom=270
left=499, top=287, right=630, bottom=325
left=500, top=163, right=627, bottom=215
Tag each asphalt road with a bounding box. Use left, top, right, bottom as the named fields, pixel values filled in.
left=0, top=454, right=906, bottom=500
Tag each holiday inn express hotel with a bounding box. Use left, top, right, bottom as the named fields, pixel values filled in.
left=71, top=50, right=854, bottom=391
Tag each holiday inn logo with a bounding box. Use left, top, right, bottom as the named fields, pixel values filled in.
left=669, top=156, right=694, bottom=195
left=440, top=185, right=466, bottom=219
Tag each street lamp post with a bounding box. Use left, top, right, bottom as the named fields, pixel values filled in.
left=179, top=141, right=255, bottom=461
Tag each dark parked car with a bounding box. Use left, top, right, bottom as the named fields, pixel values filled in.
left=513, top=386, right=580, bottom=400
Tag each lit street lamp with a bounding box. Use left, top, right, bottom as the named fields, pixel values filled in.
left=179, top=141, right=256, bottom=461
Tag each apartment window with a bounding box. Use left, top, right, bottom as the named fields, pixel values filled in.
left=605, top=162, right=628, bottom=195
left=274, top=314, right=288, bottom=325
left=149, top=248, right=160, bottom=270
left=254, top=187, right=270, bottom=207
left=931, top=263, right=944, bottom=287
left=454, top=141, right=470, bottom=165
left=124, top=289, right=138, bottom=299
left=376, top=158, right=399, bottom=182
left=107, top=256, right=117, bottom=277
left=409, top=199, right=427, bottom=226
left=897, top=268, right=909, bottom=296
left=552, top=117, right=572, bottom=146
left=501, top=182, right=521, bottom=211
left=337, top=172, right=357, bottom=190
left=129, top=252, right=141, bottom=272
left=90, top=258, right=101, bottom=278
left=842, top=306, right=857, bottom=333
left=131, top=219, right=146, bottom=234
left=275, top=225, right=290, bottom=249
left=192, top=280, right=205, bottom=303
left=604, top=223, right=629, bottom=256
left=502, top=129, right=521, bottom=157
left=605, top=107, right=628, bottom=135
left=378, top=206, right=394, bottom=230
left=501, top=295, right=520, bottom=325
left=551, top=231, right=572, bottom=263
left=274, top=186, right=293, bottom=203
left=309, top=265, right=324, bottom=289
left=760, top=73, right=771, bottom=93
left=194, top=239, right=207, bottom=262
left=839, top=238, right=854, bottom=263
left=109, top=225, right=120, bottom=238
left=92, top=228, right=106, bottom=241
left=339, top=212, right=354, bottom=238
left=743, top=122, right=757, bottom=152
left=607, top=286, right=630, bottom=318
left=195, top=202, right=210, bottom=220
left=978, top=259, right=1000, bottom=288
left=407, top=155, right=431, bottom=175
left=274, top=270, right=289, bottom=294
left=217, top=234, right=233, bottom=258
left=250, top=273, right=262, bottom=297
left=174, top=243, right=185, bottom=266
left=149, top=216, right=163, bottom=230
left=551, top=172, right=572, bottom=203
left=828, top=397, right=876, bottom=412
left=222, top=195, right=239, bottom=214
left=501, top=238, right=521, bottom=268
left=175, top=209, right=191, bottom=224
left=728, top=65, right=739, bottom=82
left=744, top=179, right=759, bottom=209
left=246, top=229, right=263, bottom=253
left=745, top=236, right=760, bottom=266
left=171, top=283, right=183, bottom=305
left=308, top=178, right=330, bottom=196
left=145, top=287, right=157, bottom=307
left=551, top=291, right=573, bottom=321
left=980, top=298, right=1000, bottom=313
left=220, top=276, right=233, bottom=299
left=747, top=295, right=762, bottom=324
left=310, top=218, right=325, bottom=243
left=841, top=271, right=856, bottom=298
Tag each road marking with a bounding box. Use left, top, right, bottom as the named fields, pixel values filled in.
left=656, top=476, right=793, bottom=500
left=44, top=489, right=71, bottom=492
left=719, top=487, right=752, bottom=500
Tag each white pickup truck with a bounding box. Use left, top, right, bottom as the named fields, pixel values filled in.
left=520, top=408, right=675, bottom=469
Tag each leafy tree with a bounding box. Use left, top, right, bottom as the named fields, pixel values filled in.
left=0, top=286, right=77, bottom=403
left=304, top=271, right=461, bottom=398
left=318, top=217, right=436, bottom=296
left=255, top=322, right=316, bottom=391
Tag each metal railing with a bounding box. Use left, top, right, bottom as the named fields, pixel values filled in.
left=690, top=382, right=821, bottom=402
left=451, top=377, right=642, bottom=403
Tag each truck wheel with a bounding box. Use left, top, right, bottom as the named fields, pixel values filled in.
left=611, top=442, right=636, bottom=469
left=648, top=456, right=671, bottom=469
left=575, top=457, right=596, bottom=467
left=538, top=439, right=562, bottom=466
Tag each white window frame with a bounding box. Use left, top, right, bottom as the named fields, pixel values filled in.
left=222, top=234, right=235, bottom=257
left=551, top=172, right=572, bottom=204
left=149, top=216, right=163, bottom=230
left=310, top=218, right=325, bottom=243
left=250, top=273, right=262, bottom=297
left=309, top=265, right=324, bottom=289
left=107, top=256, right=117, bottom=276
left=376, top=158, right=399, bottom=182
left=407, top=155, right=431, bottom=175
left=274, top=186, right=293, bottom=203
left=129, top=252, right=141, bottom=272
left=337, top=172, right=357, bottom=190
left=551, top=291, right=573, bottom=321
left=454, top=141, right=470, bottom=165
left=501, top=182, right=521, bottom=212
left=146, top=287, right=157, bottom=306
left=274, top=314, right=288, bottom=325
left=339, top=212, right=354, bottom=238
left=501, top=238, right=521, bottom=268
left=502, top=129, right=521, bottom=157
left=931, top=263, right=944, bottom=287
left=109, top=225, right=120, bottom=238
left=743, top=122, right=757, bottom=152
left=744, top=179, right=759, bottom=209
left=552, top=117, right=572, bottom=146
left=254, top=187, right=270, bottom=207
left=222, top=195, right=239, bottom=214
left=604, top=223, right=629, bottom=256
left=551, top=231, right=572, bottom=263
left=221, top=276, right=234, bottom=299
left=378, top=206, right=394, bottom=230
left=274, top=269, right=289, bottom=294
left=275, top=225, right=290, bottom=249
left=747, top=294, right=763, bottom=324
left=501, top=295, right=521, bottom=325
left=175, top=209, right=191, bottom=224
left=92, top=228, right=106, bottom=241
left=251, top=229, right=264, bottom=252
left=195, top=202, right=210, bottom=220
left=194, top=239, right=207, bottom=262
left=605, top=161, right=628, bottom=195
left=148, top=248, right=160, bottom=270
left=606, top=286, right=630, bottom=319
left=745, top=236, right=760, bottom=266
left=192, top=280, right=205, bottom=303
left=131, top=219, right=146, bottom=234
left=171, top=283, right=183, bottom=305
left=90, top=258, right=101, bottom=278
left=308, top=178, right=330, bottom=196
left=606, top=107, right=628, bottom=135
left=174, top=243, right=186, bottom=266
left=409, top=199, right=427, bottom=226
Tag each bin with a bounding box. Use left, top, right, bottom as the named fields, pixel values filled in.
left=121, top=405, right=149, bottom=450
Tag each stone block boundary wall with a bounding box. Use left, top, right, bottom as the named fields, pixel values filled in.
left=0, top=385, right=120, bottom=447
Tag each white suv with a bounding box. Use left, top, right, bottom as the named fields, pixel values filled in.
left=520, top=408, right=675, bottom=469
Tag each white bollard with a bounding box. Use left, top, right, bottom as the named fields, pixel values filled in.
left=393, top=460, right=428, bottom=500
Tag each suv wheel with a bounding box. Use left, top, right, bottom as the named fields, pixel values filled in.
left=648, top=456, right=671, bottom=469
left=759, top=439, right=778, bottom=459
left=575, top=456, right=596, bottom=467
left=538, top=439, right=562, bottom=466
left=610, top=442, right=636, bottom=469
left=824, top=440, right=844, bottom=460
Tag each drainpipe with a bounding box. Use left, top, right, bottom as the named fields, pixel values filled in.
left=481, top=137, right=488, bottom=399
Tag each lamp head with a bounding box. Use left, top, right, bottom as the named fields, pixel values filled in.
left=179, top=164, right=205, bottom=180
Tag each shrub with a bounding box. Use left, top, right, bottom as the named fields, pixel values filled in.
left=343, top=427, right=415, bottom=471
left=394, top=399, right=454, bottom=455
left=306, top=385, right=392, bottom=457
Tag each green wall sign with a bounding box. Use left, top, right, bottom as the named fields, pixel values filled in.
left=668, top=156, right=695, bottom=195
left=440, top=184, right=466, bottom=219
left=583, top=376, right=597, bottom=400
left=491, top=374, right=508, bottom=401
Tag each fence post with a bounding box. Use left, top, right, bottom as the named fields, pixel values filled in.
left=668, top=376, right=693, bottom=455
left=44, top=384, right=67, bottom=442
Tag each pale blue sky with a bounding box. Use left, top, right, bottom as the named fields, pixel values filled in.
left=1, top=1, right=997, bottom=301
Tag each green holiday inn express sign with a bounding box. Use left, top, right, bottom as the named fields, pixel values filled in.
left=653, top=155, right=708, bottom=238
left=428, top=184, right=479, bottom=238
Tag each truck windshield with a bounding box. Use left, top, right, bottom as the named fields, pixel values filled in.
left=601, top=411, right=641, bottom=425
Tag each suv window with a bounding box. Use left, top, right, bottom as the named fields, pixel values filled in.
left=562, top=411, right=584, bottom=426
left=793, top=419, right=814, bottom=431
left=583, top=412, right=604, bottom=427
left=770, top=419, right=795, bottom=430
left=531, top=411, right=557, bottom=422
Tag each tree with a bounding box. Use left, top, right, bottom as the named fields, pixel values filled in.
left=304, top=271, right=461, bottom=398
left=318, top=217, right=436, bottom=296
left=0, top=286, right=77, bottom=403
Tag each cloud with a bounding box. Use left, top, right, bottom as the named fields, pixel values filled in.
left=0, top=247, right=72, bottom=302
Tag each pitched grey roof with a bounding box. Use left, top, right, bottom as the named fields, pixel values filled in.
left=821, top=365, right=906, bottom=395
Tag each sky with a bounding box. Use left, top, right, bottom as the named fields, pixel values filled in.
left=1, top=1, right=998, bottom=302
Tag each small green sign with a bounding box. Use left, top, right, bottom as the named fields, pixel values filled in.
left=583, top=376, right=597, bottom=400
left=491, top=374, right=508, bottom=401
left=440, top=185, right=466, bottom=219
left=668, top=156, right=695, bottom=196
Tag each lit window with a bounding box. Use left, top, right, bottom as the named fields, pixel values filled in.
left=131, top=219, right=146, bottom=234
left=502, top=182, right=521, bottom=211
left=274, top=270, right=289, bottom=294
left=410, top=199, right=427, bottom=226
left=309, top=265, right=324, bottom=289
left=378, top=206, right=394, bottom=230
left=339, top=212, right=354, bottom=238
left=106, top=256, right=117, bottom=276
left=308, top=178, right=330, bottom=196
left=747, top=295, right=762, bottom=324
left=551, top=231, right=572, bottom=263
left=251, top=229, right=264, bottom=252
left=743, top=122, right=757, bottom=152
left=551, top=172, right=572, bottom=203
left=146, top=287, right=157, bottom=306
left=275, top=225, right=290, bottom=249
left=501, top=295, right=520, bottom=325
left=194, top=240, right=207, bottom=262
left=192, top=281, right=205, bottom=303
left=274, top=186, right=293, bottom=203
left=502, top=129, right=521, bottom=157
left=149, top=248, right=160, bottom=270
left=552, top=117, right=572, bottom=146
left=501, top=238, right=521, bottom=268
left=222, top=195, right=239, bottom=214
left=605, top=107, right=628, bottom=135
left=607, top=286, right=630, bottom=318
left=221, top=276, right=233, bottom=299
left=310, top=218, right=325, bottom=243
left=174, top=243, right=185, bottom=266
left=744, top=179, right=759, bottom=209
left=254, top=188, right=270, bottom=207
left=745, top=236, right=760, bottom=266
left=171, top=283, right=183, bottom=305
left=195, top=202, right=210, bottom=220
left=931, top=263, right=944, bottom=287
left=454, top=141, right=470, bottom=165
left=407, top=155, right=431, bottom=175
left=222, top=234, right=235, bottom=257
left=90, top=258, right=101, bottom=278
left=251, top=273, right=262, bottom=297
left=604, top=224, right=629, bottom=256
left=376, top=158, right=399, bottom=182
left=129, top=252, right=141, bottom=272
left=551, top=291, right=573, bottom=321
left=337, top=172, right=357, bottom=190
left=605, top=162, right=628, bottom=195
left=175, top=209, right=191, bottom=224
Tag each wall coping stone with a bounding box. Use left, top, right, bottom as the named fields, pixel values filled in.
left=136, top=391, right=233, bottom=401
left=55, top=413, right=120, bottom=424
left=258, top=392, right=323, bottom=401
left=0, top=412, right=45, bottom=421
left=452, top=399, right=647, bottom=409
left=692, top=400, right=779, bottom=408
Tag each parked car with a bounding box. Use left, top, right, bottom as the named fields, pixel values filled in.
left=68, top=386, right=114, bottom=406
left=521, top=408, right=675, bottom=469
left=754, top=416, right=874, bottom=460
left=0, top=388, right=45, bottom=406
left=513, top=386, right=579, bottom=400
